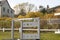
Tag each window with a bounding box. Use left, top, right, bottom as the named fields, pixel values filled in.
left=7, top=9, right=9, bottom=13
left=11, top=11, right=13, bottom=13
left=3, top=7, right=5, bottom=12
left=0, top=1, right=1, bottom=4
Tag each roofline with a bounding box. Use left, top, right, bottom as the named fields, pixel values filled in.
left=50, top=5, right=60, bottom=9
left=6, top=0, right=14, bottom=11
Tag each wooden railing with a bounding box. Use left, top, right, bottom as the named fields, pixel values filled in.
left=0, top=28, right=57, bottom=32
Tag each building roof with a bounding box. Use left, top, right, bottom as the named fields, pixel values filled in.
left=1, top=0, right=14, bottom=12
left=51, top=5, right=60, bottom=9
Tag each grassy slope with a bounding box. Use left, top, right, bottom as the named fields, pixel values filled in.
left=0, top=31, right=60, bottom=40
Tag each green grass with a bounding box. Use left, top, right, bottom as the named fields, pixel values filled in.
left=0, top=31, right=60, bottom=40
left=41, top=32, right=60, bottom=40
left=0, top=31, right=20, bottom=40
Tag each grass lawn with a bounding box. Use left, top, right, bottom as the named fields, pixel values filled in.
left=0, top=31, right=60, bottom=40
left=41, top=32, right=60, bottom=40
left=0, top=31, right=20, bottom=40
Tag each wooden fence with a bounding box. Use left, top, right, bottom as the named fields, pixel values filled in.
left=0, top=28, right=57, bottom=32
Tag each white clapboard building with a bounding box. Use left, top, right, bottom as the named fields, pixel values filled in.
left=0, top=0, right=14, bottom=17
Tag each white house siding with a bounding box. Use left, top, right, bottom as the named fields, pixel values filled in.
left=0, top=0, right=14, bottom=18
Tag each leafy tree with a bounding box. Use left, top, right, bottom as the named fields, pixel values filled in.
left=39, top=6, right=47, bottom=15
left=18, top=8, right=26, bottom=16
left=14, top=2, right=35, bottom=16
left=18, top=15, right=26, bottom=18
left=40, top=8, right=47, bottom=14
left=26, top=12, right=36, bottom=18
left=34, top=12, right=43, bottom=18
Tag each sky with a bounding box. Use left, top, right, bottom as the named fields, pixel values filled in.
left=8, top=0, right=60, bottom=9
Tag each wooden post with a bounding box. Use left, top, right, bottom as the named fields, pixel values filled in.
left=20, top=21, right=23, bottom=40
left=3, top=28, right=5, bottom=32
left=11, top=20, right=14, bottom=40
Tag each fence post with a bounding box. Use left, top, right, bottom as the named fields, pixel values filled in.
left=19, top=28, right=21, bottom=33
left=3, top=28, right=5, bottom=32
left=11, top=20, right=14, bottom=40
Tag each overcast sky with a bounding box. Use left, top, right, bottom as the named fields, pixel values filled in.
left=8, top=0, right=60, bottom=9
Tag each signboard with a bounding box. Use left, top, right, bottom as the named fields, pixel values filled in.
left=20, top=18, right=40, bottom=40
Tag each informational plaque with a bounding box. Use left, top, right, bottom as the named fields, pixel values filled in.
left=20, top=18, right=40, bottom=40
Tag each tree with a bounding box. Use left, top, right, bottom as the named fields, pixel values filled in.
left=18, top=15, right=25, bottom=18
left=39, top=6, right=44, bottom=11
left=26, top=12, right=36, bottom=18
left=28, top=4, right=34, bottom=12
left=34, top=12, right=43, bottom=18
left=18, top=9, right=26, bottom=16
left=14, top=2, right=35, bottom=16
left=40, top=8, right=47, bottom=14
left=39, top=6, right=47, bottom=15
